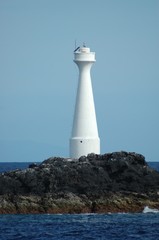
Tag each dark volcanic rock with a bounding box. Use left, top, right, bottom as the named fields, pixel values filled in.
left=0, top=151, right=159, bottom=213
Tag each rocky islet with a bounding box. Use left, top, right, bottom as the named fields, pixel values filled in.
left=0, top=151, right=159, bottom=213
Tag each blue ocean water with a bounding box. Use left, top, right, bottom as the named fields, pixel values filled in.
left=0, top=213, right=159, bottom=240
left=0, top=162, right=39, bottom=173
left=0, top=162, right=159, bottom=240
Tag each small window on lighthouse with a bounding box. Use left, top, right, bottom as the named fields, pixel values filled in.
left=80, top=141, right=83, bottom=143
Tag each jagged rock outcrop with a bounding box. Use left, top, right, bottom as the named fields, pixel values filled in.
left=0, top=151, right=159, bottom=213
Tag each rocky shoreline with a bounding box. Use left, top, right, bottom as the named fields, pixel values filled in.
left=0, top=151, right=159, bottom=214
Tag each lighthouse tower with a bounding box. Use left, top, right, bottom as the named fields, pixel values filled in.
left=70, top=45, right=100, bottom=159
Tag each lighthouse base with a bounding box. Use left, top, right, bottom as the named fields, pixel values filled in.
left=70, top=137, right=100, bottom=159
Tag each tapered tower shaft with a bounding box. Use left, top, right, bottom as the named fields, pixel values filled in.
left=70, top=46, right=100, bottom=158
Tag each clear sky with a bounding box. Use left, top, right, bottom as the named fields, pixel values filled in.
left=0, top=0, right=159, bottom=162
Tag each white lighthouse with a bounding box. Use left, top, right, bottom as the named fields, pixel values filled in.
left=70, top=45, right=100, bottom=159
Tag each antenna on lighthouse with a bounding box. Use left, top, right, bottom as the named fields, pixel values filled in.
left=74, top=40, right=80, bottom=52
left=74, top=46, right=80, bottom=52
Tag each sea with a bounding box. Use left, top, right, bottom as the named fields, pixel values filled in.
left=0, top=161, right=159, bottom=240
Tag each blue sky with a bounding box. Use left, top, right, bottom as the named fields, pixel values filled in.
left=0, top=0, right=159, bottom=162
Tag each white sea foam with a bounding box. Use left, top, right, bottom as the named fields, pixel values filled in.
left=143, top=206, right=159, bottom=214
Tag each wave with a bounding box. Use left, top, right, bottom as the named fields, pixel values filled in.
left=143, top=206, right=159, bottom=214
